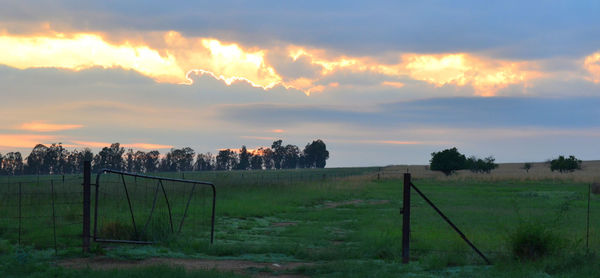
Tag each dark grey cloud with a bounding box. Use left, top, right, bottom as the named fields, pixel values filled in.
left=2, top=1, right=599, bottom=59
left=221, top=97, right=600, bottom=129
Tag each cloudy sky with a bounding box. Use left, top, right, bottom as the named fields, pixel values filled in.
left=1, top=1, right=599, bottom=166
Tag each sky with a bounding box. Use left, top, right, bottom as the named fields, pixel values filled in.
left=1, top=0, right=599, bottom=166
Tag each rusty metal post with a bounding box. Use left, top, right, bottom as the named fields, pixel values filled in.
left=402, top=173, right=411, bottom=264
left=82, top=161, right=91, bottom=253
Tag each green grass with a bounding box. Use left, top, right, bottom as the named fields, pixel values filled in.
left=1, top=168, right=599, bottom=277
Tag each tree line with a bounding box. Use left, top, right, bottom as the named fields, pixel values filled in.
left=0, top=139, right=329, bottom=175
left=429, top=147, right=582, bottom=175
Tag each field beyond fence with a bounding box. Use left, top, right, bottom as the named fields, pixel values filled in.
left=1, top=163, right=599, bottom=277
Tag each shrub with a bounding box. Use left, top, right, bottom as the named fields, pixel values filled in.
left=466, top=156, right=498, bottom=173
left=592, top=183, right=600, bottom=195
left=550, top=155, right=582, bottom=173
left=522, top=162, right=532, bottom=173
left=99, top=221, right=135, bottom=240
left=508, top=222, right=562, bottom=261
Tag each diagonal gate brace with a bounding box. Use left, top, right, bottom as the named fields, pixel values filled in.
left=402, top=173, right=491, bottom=265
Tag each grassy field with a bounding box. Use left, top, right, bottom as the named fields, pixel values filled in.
left=1, top=164, right=599, bottom=277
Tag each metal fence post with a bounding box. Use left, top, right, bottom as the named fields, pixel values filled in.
left=402, top=173, right=411, bottom=264
left=83, top=161, right=91, bottom=253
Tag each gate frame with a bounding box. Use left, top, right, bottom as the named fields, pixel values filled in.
left=82, top=165, right=216, bottom=251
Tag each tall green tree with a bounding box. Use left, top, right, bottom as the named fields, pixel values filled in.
left=93, top=143, right=125, bottom=171
left=1, top=152, right=23, bottom=175
left=145, top=150, right=160, bottom=172
left=195, top=152, right=214, bottom=171
left=216, top=149, right=237, bottom=170
left=282, top=144, right=300, bottom=169
left=261, top=148, right=274, bottom=169
left=303, top=139, right=329, bottom=168
left=250, top=152, right=263, bottom=170
left=237, top=146, right=251, bottom=170
left=25, top=144, right=48, bottom=174
left=271, top=140, right=284, bottom=169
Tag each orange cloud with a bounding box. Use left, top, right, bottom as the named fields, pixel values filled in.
left=0, top=134, right=57, bottom=148
left=70, top=140, right=172, bottom=150
left=19, top=122, right=83, bottom=132
left=0, top=30, right=281, bottom=89
left=584, top=51, right=600, bottom=83
left=0, top=29, right=543, bottom=96
left=382, top=81, right=405, bottom=88
left=125, top=143, right=174, bottom=150
left=402, top=53, right=541, bottom=96
left=271, top=129, right=285, bottom=133
left=286, top=46, right=542, bottom=96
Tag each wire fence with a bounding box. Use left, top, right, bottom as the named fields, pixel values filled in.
left=0, top=174, right=83, bottom=254
left=93, top=170, right=215, bottom=245
left=401, top=174, right=599, bottom=263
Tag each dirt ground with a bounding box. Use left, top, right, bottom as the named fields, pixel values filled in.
left=59, top=257, right=311, bottom=277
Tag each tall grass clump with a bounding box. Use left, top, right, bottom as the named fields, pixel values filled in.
left=508, top=221, right=563, bottom=261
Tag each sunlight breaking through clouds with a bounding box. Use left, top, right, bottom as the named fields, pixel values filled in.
left=584, top=51, right=600, bottom=83
left=0, top=30, right=545, bottom=96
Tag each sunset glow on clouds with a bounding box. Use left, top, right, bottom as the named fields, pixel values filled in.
left=584, top=51, right=600, bottom=83
left=0, top=29, right=551, bottom=96
left=70, top=141, right=173, bottom=150
left=19, top=122, right=83, bottom=132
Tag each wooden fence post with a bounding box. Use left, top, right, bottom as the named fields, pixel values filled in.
left=402, top=173, right=411, bottom=264
left=83, top=161, right=91, bottom=253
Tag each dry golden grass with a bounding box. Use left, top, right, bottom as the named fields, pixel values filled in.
left=379, top=160, right=600, bottom=182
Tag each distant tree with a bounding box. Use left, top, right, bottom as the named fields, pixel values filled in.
left=124, top=149, right=135, bottom=172
left=550, top=155, right=582, bottom=173
left=65, top=149, right=90, bottom=174
left=159, top=152, right=175, bottom=172
left=144, top=150, right=160, bottom=172
left=1, top=152, right=23, bottom=175
left=261, top=148, right=274, bottom=170
left=159, top=148, right=195, bottom=172
left=25, top=144, right=48, bottom=174
left=250, top=153, right=263, bottom=170
left=465, top=155, right=498, bottom=173
left=195, top=152, right=214, bottom=171
left=303, top=139, right=329, bottom=168
left=216, top=149, right=237, bottom=170
left=282, top=144, right=300, bottom=169
left=430, top=147, right=467, bottom=176
left=173, top=147, right=195, bottom=171
left=271, top=140, right=284, bottom=169
left=297, top=154, right=306, bottom=169
left=522, top=162, right=532, bottom=173
left=93, top=143, right=125, bottom=171
left=44, top=143, right=68, bottom=174
left=237, top=146, right=251, bottom=170
left=131, top=151, right=146, bottom=172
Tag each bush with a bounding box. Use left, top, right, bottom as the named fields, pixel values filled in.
left=550, top=155, right=582, bottom=173
left=522, top=162, right=532, bottom=173
left=99, top=221, right=135, bottom=240
left=430, top=147, right=467, bottom=176
left=466, top=156, right=498, bottom=173
left=592, top=183, right=600, bottom=195
left=508, top=222, right=562, bottom=261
